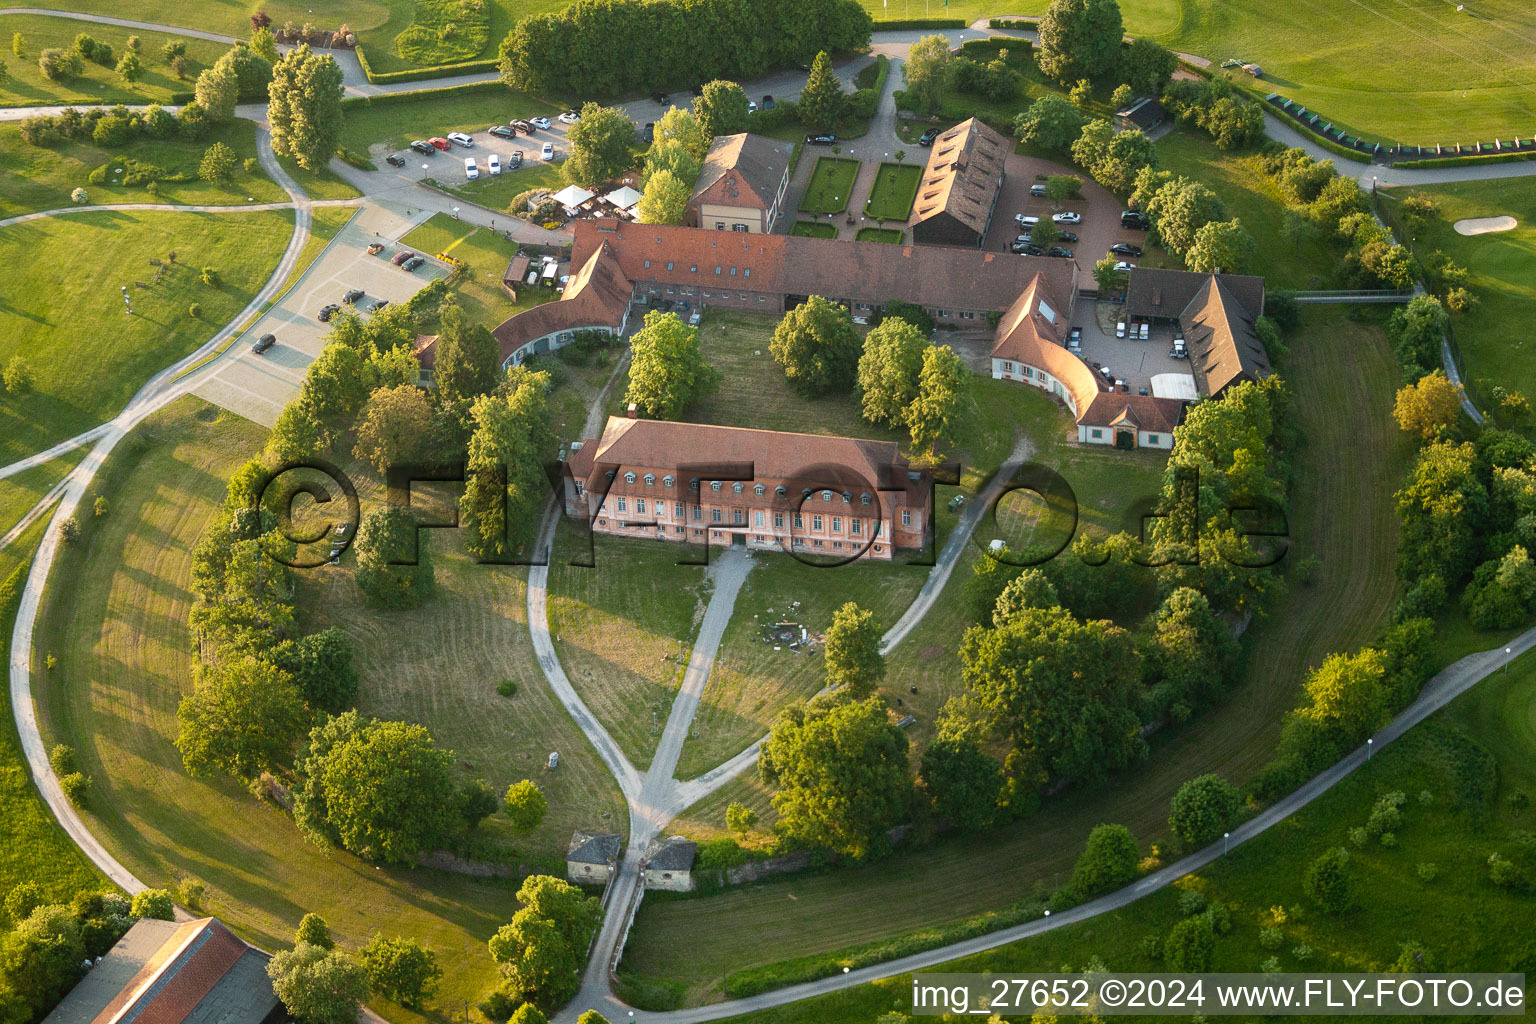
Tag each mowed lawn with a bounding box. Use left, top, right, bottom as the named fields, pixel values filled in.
left=0, top=14, right=226, bottom=108
left=715, top=655, right=1536, bottom=1024
left=31, top=398, right=591, bottom=1023
left=789, top=221, right=836, bottom=238
left=0, top=120, right=288, bottom=218
left=0, top=208, right=293, bottom=466
left=624, top=305, right=1407, bottom=1004
left=1385, top=178, right=1536, bottom=401
left=862, top=162, right=920, bottom=222
left=0, top=447, right=87, bottom=541
left=449, top=159, right=564, bottom=216
left=799, top=157, right=860, bottom=216
left=401, top=212, right=560, bottom=328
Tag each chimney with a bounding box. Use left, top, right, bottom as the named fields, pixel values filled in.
left=627, top=402, right=640, bottom=419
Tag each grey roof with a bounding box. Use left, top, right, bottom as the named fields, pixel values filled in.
left=908, top=117, right=1008, bottom=238
left=567, top=831, right=623, bottom=864
left=1124, top=267, right=1265, bottom=323
left=184, top=950, right=282, bottom=1024
left=645, top=837, right=697, bottom=871
left=1115, top=96, right=1165, bottom=129
left=690, top=133, right=791, bottom=211
left=45, top=919, right=180, bottom=1024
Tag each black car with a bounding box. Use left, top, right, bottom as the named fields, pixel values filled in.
left=409, top=140, right=435, bottom=155
left=385, top=154, right=406, bottom=167
left=1011, top=242, right=1044, bottom=256
left=1121, top=210, right=1150, bottom=229
left=402, top=256, right=424, bottom=271
left=805, top=134, right=836, bottom=145
left=643, top=122, right=655, bottom=143
left=651, top=91, right=669, bottom=104
left=317, top=304, right=340, bottom=323
left=252, top=333, right=276, bottom=355
left=1109, top=242, right=1144, bottom=257
left=369, top=299, right=390, bottom=312
left=511, top=120, right=533, bottom=134
left=1047, top=246, right=1074, bottom=258
left=488, top=124, right=515, bottom=138
left=918, top=127, right=942, bottom=146
left=343, top=288, right=364, bottom=304
left=763, top=95, right=775, bottom=110
left=1055, top=230, right=1078, bottom=243
left=507, top=150, right=523, bottom=169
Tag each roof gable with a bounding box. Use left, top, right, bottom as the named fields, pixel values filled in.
left=690, top=133, right=790, bottom=210
left=908, top=118, right=1007, bottom=236
left=1181, top=274, right=1272, bottom=395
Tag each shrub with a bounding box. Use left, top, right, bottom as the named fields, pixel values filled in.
left=496, top=679, right=518, bottom=698
left=1070, top=824, right=1139, bottom=897
left=1204, top=900, right=1231, bottom=935
left=188, top=303, right=202, bottom=318
left=1416, top=862, right=1437, bottom=882
left=1304, top=847, right=1355, bottom=912
left=94, top=496, right=109, bottom=517
left=200, top=265, right=219, bottom=286
left=70, top=186, right=89, bottom=205
left=1163, top=917, right=1215, bottom=971
left=48, top=744, right=77, bottom=776
left=1175, top=888, right=1207, bottom=916
left=60, top=771, right=92, bottom=805
left=3, top=355, right=33, bottom=392
left=1168, top=773, right=1242, bottom=848
left=1258, top=925, right=1284, bottom=950
left=3, top=882, right=43, bottom=924
left=726, top=801, right=757, bottom=833
left=39, top=46, right=84, bottom=80
left=60, top=516, right=81, bottom=543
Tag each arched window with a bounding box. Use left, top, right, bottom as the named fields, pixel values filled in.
left=625, top=472, right=636, bottom=484
left=644, top=474, right=655, bottom=486
left=663, top=475, right=675, bottom=487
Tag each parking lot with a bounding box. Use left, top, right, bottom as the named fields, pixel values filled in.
left=981, top=153, right=1141, bottom=273
left=192, top=203, right=451, bottom=427
left=382, top=121, right=573, bottom=188
left=1073, top=307, right=1194, bottom=395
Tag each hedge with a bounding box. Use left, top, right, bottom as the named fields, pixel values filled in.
left=353, top=44, right=499, bottom=84
left=871, top=17, right=966, bottom=29
left=988, top=17, right=1037, bottom=28
left=1392, top=150, right=1536, bottom=169
left=958, top=36, right=1033, bottom=60
left=340, top=80, right=509, bottom=109
left=847, top=54, right=890, bottom=119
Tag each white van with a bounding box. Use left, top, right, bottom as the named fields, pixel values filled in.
left=464, top=157, right=479, bottom=180
left=1116, top=321, right=1126, bottom=339
left=488, top=153, right=502, bottom=175
left=1015, top=213, right=1039, bottom=227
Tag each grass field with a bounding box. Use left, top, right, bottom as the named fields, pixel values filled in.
left=623, top=305, right=1409, bottom=1004
left=401, top=211, right=558, bottom=327
left=715, top=650, right=1536, bottom=1023
left=31, top=397, right=619, bottom=1022
left=0, top=208, right=292, bottom=466
left=789, top=221, right=837, bottom=238
left=862, top=162, right=920, bottom=222
left=447, top=159, right=564, bottom=213
left=0, top=14, right=226, bottom=108
left=853, top=227, right=903, bottom=244
left=798, top=157, right=860, bottom=216
left=0, top=449, right=86, bottom=542
left=0, top=119, right=287, bottom=218
left=339, top=88, right=561, bottom=157
left=1383, top=178, right=1536, bottom=402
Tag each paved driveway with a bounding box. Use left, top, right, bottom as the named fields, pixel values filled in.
left=192, top=202, right=449, bottom=426
left=981, top=153, right=1133, bottom=270
left=371, top=125, right=571, bottom=189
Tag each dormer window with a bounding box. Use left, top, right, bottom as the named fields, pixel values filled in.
left=663, top=475, right=675, bottom=487
left=754, top=484, right=766, bottom=496
left=644, top=474, right=655, bottom=486
left=711, top=481, right=722, bottom=492
left=822, top=490, right=833, bottom=502
left=732, top=482, right=744, bottom=494
left=776, top=485, right=787, bottom=498
left=689, top=477, right=700, bottom=491
left=605, top=469, right=616, bottom=481
left=841, top=492, right=851, bottom=504
left=625, top=472, right=636, bottom=484
left=860, top=492, right=872, bottom=505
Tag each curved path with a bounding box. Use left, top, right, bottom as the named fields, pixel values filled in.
left=0, top=197, right=358, bottom=230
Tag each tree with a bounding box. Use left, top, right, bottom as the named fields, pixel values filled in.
left=267, top=943, right=371, bottom=1024
left=1069, top=823, right=1138, bottom=897
left=1013, top=94, right=1085, bottom=152
left=130, top=889, right=175, bottom=920
left=503, top=780, right=548, bottom=834
left=354, top=505, right=435, bottom=611
left=798, top=51, right=846, bottom=132
left=176, top=658, right=306, bottom=780
left=116, top=49, right=143, bottom=84
left=770, top=296, right=861, bottom=395
left=624, top=309, right=717, bottom=418
left=1185, top=218, right=1256, bottom=273
left=432, top=301, right=501, bottom=432
left=458, top=778, right=501, bottom=831
left=460, top=369, right=556, bottom=561
left=636, top=168, right=691, bottom=225
left=563, top=102, right=636, bottom=187
left=1072, top=119, right=1156, bottom=193
left=296, top=913, right=334, bottom=949
left=1304, top=846, right=1355, bottom=913
left=1163, top=917, right=1215, bottom=971
left=1396, top=439, right=1486, bottom=587
left=644, top=139, right=702, bottom=187
left=577, top=1011, right=613, bottom=1024
left=919, top=735, right=1001, bottom=831
left=1123, top=37, right=1176, bottom=95
left=904, top=35, right=953, bottom=113
left=1168, top=774, right=1242, bottom=848
left=199, top=140, right=237, bottom=181
left=1110, top=82, right=1133, bottom=109
left=1142, top=176, right=1226, bottom=257
left=353, top=385, right=434, bottom=473
left=992, top=569, right=1059, bottom=626
left=293, top=712, right=460, bottom=864
left=360, top=934, right=441, bottom=1008
left=759, top=695, right=910, bottom=859
left=1311, top=174, right=1369, bottom=234
left=214, top=43, right=273, bottom=100
left=4, top=882, right=42, bottom=924
left=823, top=602, right=885, bottom=697
left=512, top=1007, right=549, bottom=1024
left=1387, top=294, right=1449, bottom=381
left=694, top=79, right=750, bottom=138
left=38, top=47, right=83, bottom=81
left=1296, top=648, right=1389, bottom=747
left=1393, top=370, right=1462, bottom=442
left=1069, top=77, right=1093, bottom=108
left=12, top=33, right=22, bottom=57
left=1142, top=587, right=1237, bottom=717
left=906, top=344, right=968, bottom=456
left=880, top=299, right=934, bottom=336
left=725, top=801, right=757, bottom=833
left=161, top=38, right=186, bottom=63
left=0, top=904, right=87, bottom=1019
left=195, top=63, right=239, bottom=122
left=1093, top=255, right=1128, bottom=294
left=251, top=24, right=279, bottom=62
left=487, top=875, right=601, bottom=1009
left=1037, top=0, right=1123, bottom=83
left=857, top=316, right=928, bottom=429
left=956, top=606, right=1143, bottom=787
left=268, top=44, right=345, bottom=172
left=650, top=106, right=710, bottom=162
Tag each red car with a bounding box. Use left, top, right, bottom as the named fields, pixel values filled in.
left=428, top=137, right=450, bottom=150
left=391, top=250, right=415, bottom=266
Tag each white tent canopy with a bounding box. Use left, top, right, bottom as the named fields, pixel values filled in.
left=1150, top=373, right=1199, bottom=401
left=603, top=185, right=643, bottom=210
left=552, top=184, right=596, bottom=209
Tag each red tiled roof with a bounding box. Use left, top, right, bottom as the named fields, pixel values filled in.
left=89, top=919, right=247, bottom=1024
left=990, top=274, right=1104, bottom=418
left=690, top=133, right=790, bottom=211
left=1077, top=393, right=1184, bottom=433
left=487, top=243, right=634, bottom=363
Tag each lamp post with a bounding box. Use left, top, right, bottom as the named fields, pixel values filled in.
left=1506, top=646, right=1513, bottom=671
left=1367, top=737, right=1373, bottom=760
left=452, top=205, right=460, bottom=221
left=1223, top=831, right=1230, bottom=855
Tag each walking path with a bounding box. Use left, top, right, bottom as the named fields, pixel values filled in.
left=0, top=197, right=359, bottom=229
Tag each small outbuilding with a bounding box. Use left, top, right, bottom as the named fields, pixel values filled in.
left=566, top=831, right=622, bottom=885
left=643, top=836, right=698, bottom=892
left=1114, top=97, right=1166, bottom=133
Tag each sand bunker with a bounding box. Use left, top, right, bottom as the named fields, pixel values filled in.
left=1454, top=216, right=1518, bottom=236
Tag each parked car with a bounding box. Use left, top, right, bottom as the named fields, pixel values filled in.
left=642, top=122, right=655, bottom=143
left=1069, top=327, right=1082, bottom=345
left=391, top=250, right=415, bottom=266
left=343, top=288, right=364, bottom=304
left=1047, top=246, right=1075, bottom=258
left=488, top=124, right=515, bottom=139
left=464, top=157, right=479, bottom=180
left=540, top=141, right=554, bottom=160
left=558, top=110, right=580, bottom=124
left=447, top=131, right=474, bottom=147
left=317, top=303, right=339, bottom=322
left=366, top=242, right=384, bottom=255
left=1113, top=260, right=1136, bottom=272
left=805, top=134, right=836, bottom=145
left=1055, top=230, right=1078, bottom=243
left=409, top=140, right=435, bottom=155
left=763, top=95, right=775, bottom=109
left=252, top=333, right=276, bottom=354
left=918, top=127, right=942, bottom=146
left=1029, top=183, right=1048, bottom=197
left=507, top=150, right=523, bottom=169
left=1011, top=242, right=1044, bottom=256
left=651, top=91, right=669, bottom=104
left=1109, top=242, right=1143, bottom=257
left=747, top=99, right=758, bottom=113
left=429, top=137, right=450, bottom=150
left=385, top=154, right=405, bottom=167
left=1015, top=234, right=1033, bottom=245
left=1014, top=214, right=1039, bottom=227
left=529, top=116, right=551, bottom=130
left=1052, top=211, right=1082, bottom=224
left=511, top=119, right=533, bottom=134
left=488, top=153, right=502, bottom=175
left=402, top=256, right=424, bottom=271
left=369, top=299, right=389, bottom=312
left=1121, top=210, right=1149, bottom=229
